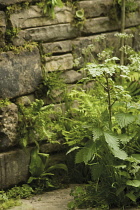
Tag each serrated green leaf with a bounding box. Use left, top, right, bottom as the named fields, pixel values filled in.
left=90, top=164, right=103, bottom=181
left=93, top=127, right=103, bottom=140
left=104, top=132, right=128, bottom=160
left=115, top=113, right=135, bottom=128
left=119, top=134, right=132, bottom=145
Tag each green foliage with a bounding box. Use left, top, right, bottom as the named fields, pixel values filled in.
left=0, top=42, right=38, bottom=54
left=116, top=0, right=138, bottom=12
left=18, top=99, right=65, bottom=147
left=41, top=71, right=66, bottom=100
left=28, top=148, right=68, bottom=193
left=37, top=0, right=63, bottom=18
left=0, top=184, right=33, bottom=210
left=65, top=38, right=140, bottom=208
left=6, top=184, right=34, bottom=199
left=5, top=27, right=21, bottom=39
left=0, top=99, right=11, bottom=108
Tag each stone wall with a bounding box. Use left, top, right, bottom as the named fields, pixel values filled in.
left=0, top=0, right=140, bottom=189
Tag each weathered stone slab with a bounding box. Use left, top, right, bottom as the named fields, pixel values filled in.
left=82, top=17, right=118, bottom=35
left=77, top=0, right=113, bottom=18
left=0, top=11, right=6, bottom=47
left=0, top=103, right=18, bottom=151
left=15, top=94, right=35, bottom=106
left=44, top=54, right=73, bottom=72
left=0, top=47, right=42, bottom=99
left=133, top=27, right=140, bottom=51
left=10, top=6, right=73, bottom=29
left=41, top=40, right=72, bottom=55
left=0, top=149, right=30, bottom=189
left=0, top=0, right=33, bottom=7
left=60, top=70, right=83, bottom=84
left=82, top=11, right=140, bottom=36
left=21, top=23, right=78, bottom=42
left=125, top=11, right=140, bottom=27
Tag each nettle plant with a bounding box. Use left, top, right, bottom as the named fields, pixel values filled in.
left=66, top=43, right=140, bottom=208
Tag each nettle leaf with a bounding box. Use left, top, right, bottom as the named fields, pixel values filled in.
left=131, top=154, right=140, bottom=162
left=136, top=114, right=140, bottom=125
left=75, top=141, right=96, bottom=164
left=126, top=180, right=140, bottom=187
left=119, top=134, right=132, bottom=145
left=104, top=132, right=128, bottom=160
left=115, top=113, right=136, bottom=128
left=90, top=164, right=103, bottom=181
left=93, top=127, right=103, bottom=140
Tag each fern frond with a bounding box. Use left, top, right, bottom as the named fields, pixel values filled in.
left=115, top=113, right=136, bottom=128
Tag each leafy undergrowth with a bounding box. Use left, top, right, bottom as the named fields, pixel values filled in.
left=0, top=184, right=33, bottom=210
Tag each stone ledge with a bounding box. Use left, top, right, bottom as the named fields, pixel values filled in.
left=10, top=5, right=73, bottom=29
left=77, top=0, right=113, bottom=18
left=82, top=12, right=140, bottom=36
left=0, top=0, right=34, bottom=7
left=21, top=23, right=79, bottom=42
left=41, top=40, right=72, bottom=55
left=0, top=11, right=6, bottom=47
left=44, top=54, right=73, bottom=72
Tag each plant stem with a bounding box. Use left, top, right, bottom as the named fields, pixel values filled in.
left=120, top=0, right=125, bottom=66
left=105, top=75, right=112, bottom=129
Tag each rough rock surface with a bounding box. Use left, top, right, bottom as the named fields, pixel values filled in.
left=22, top=24, right=79, bottom=42
left=41, top=40, right=72, bottom=55
left=10, top=6, right=73, bottom=29
left=77, top=0, right=113, bottom=18
left=0, top=11, right=6, bottom=47
left=0, top=0, right=34, bottom=6
left=0, top=148, right=31, bottom=189
left=0, top=47, right=42, bottom=99
left=44, top=54, right=73, bottom=72
left=0, top=103, right=18, bottom=150
left=61, top=70, right=83, bottom=84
